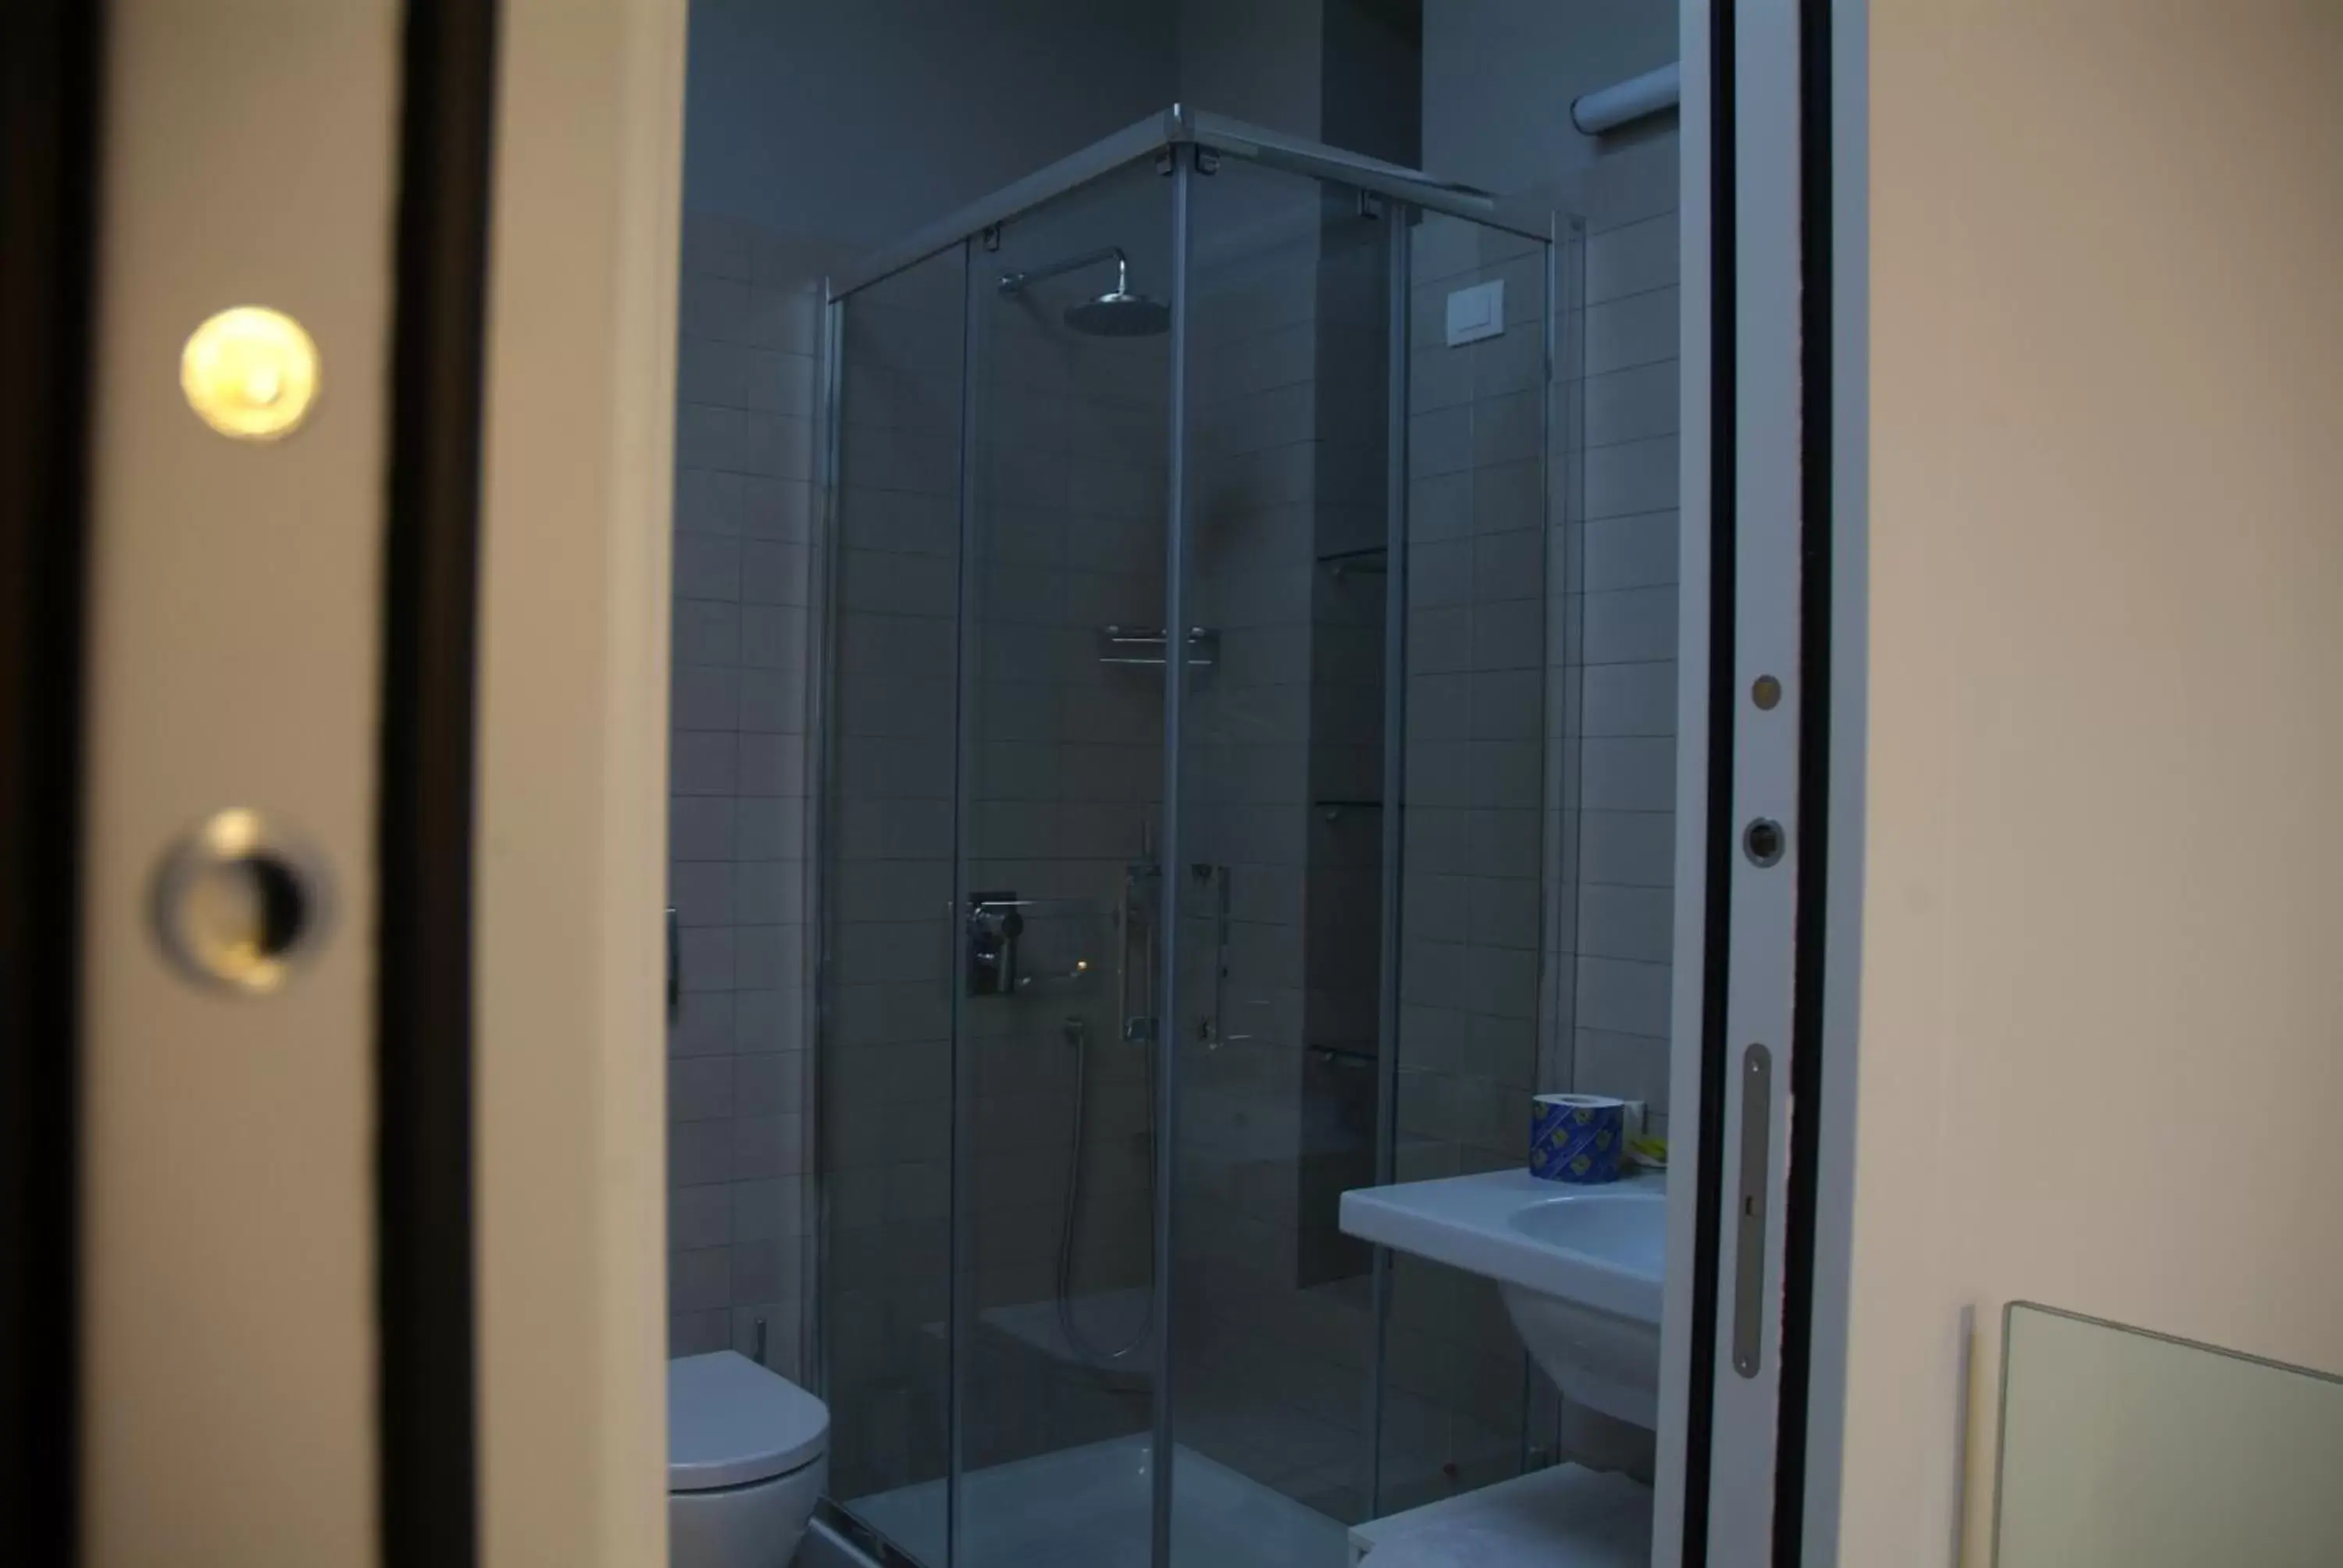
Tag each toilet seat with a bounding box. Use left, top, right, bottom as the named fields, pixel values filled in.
left=668, top=1351, right=829, bottom=1492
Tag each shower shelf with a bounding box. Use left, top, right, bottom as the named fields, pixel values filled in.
left=1097, top=625, right=1218, bottom=668
left=1318, top=544, right=1388, bottom=579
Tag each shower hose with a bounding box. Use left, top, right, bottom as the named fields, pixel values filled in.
left=1055, top=1013, right=1155, bottom=1367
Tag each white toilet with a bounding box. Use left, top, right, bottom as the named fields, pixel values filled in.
left=669, top=1350, right=830, bottom=1567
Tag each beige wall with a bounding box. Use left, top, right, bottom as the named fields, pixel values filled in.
left=1839, top=3, right=2343, bottom=1563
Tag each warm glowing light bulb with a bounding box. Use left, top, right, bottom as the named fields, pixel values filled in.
left=180, top=306, right=319, bottom=440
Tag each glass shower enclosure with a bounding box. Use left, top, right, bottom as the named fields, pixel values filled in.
left=811, top=105, right=1569, bottom=1568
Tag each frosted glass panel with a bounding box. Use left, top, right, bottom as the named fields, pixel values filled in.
left=1996, top=1303, right=2343, bottom=1567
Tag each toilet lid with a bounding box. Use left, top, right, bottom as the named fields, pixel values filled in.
left=669, top=1351, right=829, bottom=1491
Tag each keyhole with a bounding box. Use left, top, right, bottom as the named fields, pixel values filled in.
left=1742, top=818, right=1786, bottom=868
left=153, top=810, right=330, bottom=996
left=185, top=854, right=309, bottom=973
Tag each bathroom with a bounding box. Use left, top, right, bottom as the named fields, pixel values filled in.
left=661, top=2, right=1684, bottom=1563
left=41, top=2, right=2343, bottom=1562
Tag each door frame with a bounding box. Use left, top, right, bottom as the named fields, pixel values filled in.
left=467, top=0, right=685, bottom=1561
left=0, top=0, right=103, bottom=1559
left=1789, top=1, right=1868, bottom=1561
left=1657, top=0, right=1846, bottom=1560
left=30, top=1, right=687, bottom=1563
left=376, top=0, right=501, bottom=1559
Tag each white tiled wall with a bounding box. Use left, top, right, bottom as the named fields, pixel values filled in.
left=1371, top=138, right=1681, bottom=1511
left=1373, top=208, right=1561, bottom=1513
left=1392, top=145, right=1681, bottom=1170
left=665, top=212, right=834, bottom=1374
left=1395, top=212, right=1554, bottom=1197
left=1555, top=139, right=1681, bottom=1128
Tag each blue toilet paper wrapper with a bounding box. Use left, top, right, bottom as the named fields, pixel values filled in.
left=1529, top=1094, right=1626, bottom=1184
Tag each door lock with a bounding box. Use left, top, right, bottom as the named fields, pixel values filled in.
left=151, top=808, right=332, bottom=996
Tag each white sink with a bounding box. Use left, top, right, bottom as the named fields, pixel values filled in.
left=1339, top=1170, right=1664, bottom=1429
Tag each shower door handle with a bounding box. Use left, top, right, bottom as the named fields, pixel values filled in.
left=1732, top=1043, right=1774, bottom=1376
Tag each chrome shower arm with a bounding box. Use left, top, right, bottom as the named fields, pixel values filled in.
left=997, top=245, right=1128, bottom=297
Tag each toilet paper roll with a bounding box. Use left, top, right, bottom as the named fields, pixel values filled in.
left=1529, top=1093, right=1628, bottom=1184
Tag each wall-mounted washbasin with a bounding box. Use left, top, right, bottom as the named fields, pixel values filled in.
left=1339, top=1170, right=1665, bottom=1429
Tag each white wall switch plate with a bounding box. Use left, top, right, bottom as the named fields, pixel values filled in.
left=1444, top=278, right=1504, bottom=346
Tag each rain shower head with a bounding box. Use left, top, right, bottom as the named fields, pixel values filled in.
left=1064, top=288, right=1171, bottom=337
left=999, top=245, right=1170, bottom=338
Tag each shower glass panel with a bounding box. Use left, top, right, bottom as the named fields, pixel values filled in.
left=1167, top=157, right=1396, bottom=1540
left=1376, top=208, right=1570, bottom=1514
left=954, top=159, right=1174, bottom=1565
left=816, top=111, right=1566, bottom=1568
left=819, top=243, right=968, bottom=1523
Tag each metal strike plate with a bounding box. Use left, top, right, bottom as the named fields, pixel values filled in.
left=1731, top=1042, right=1774, bottom=1377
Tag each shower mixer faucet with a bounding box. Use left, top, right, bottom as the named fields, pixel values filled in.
left=965, top=893, right=1023, bottom=996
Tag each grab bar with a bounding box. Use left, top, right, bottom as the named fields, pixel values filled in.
left=1119, top=856, right=1161, bottom=1043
